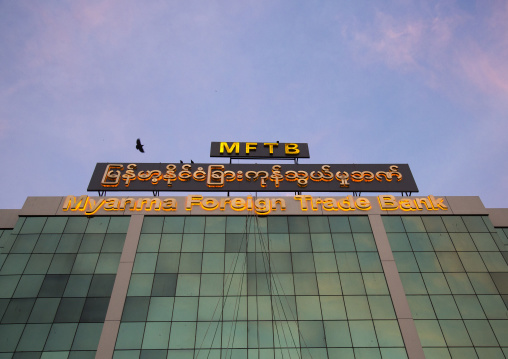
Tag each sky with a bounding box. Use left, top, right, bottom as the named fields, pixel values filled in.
left=1, top=0, right=507, bottom=210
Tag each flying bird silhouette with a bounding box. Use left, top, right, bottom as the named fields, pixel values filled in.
left=136, top=139, right=145, bottom=153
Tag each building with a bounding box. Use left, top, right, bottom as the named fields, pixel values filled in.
left=0, top=193, right=507, bottom=359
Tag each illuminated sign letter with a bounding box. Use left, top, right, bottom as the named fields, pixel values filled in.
left=245, top=142, right=258, bottom=154
left=63, top=195, right=89, bottom=211
left=285, top=143, right=300, bottom=155
left=264, top=142, right=279, bottom=154
left=220, top=142, right=240, bottom=154
left=378, top=195, right=398, bottom=210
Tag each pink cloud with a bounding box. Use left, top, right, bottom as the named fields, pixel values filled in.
left=346, top=3, right=508, bottom=99
left=459, top=43, right=508, bottom=96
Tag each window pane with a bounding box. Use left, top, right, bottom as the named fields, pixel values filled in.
left=288, top=217, right=309, bottom=233
left=268, top=234, right=290, bottom=252
left=85, top=217, right=110, bottom=234
left=205, top=216, right=226, bottom=233
left=34, top=234, right=61, bottom=253
left=293, top=273, right=318, bottom=295
left=387, top=233, right=412, bottom=252
left=107, top=217, right=130, bottom=233
left=401, top=216, right=426, bottom=232
left=147, top=297, right=174, bottom=321
left=340, top=273, right=365, bottom=295
left=442, top=216, right=467, bottom=233
left=71, top=323, right=103, bottom=350
left=298, top=321, right=326, bottom=347
left=374, top=320, right=404, bottom=347
left=141, top=217, right=164, bottom=233
left=429, top=233, right=455, bottom=251
left=181, top=234, right=204, bottom=252
left=116, top=322, right=145, bottom=349
left=296, top=296, right=322, bottom=320
left=20, top=217, right=47, bottom=234
left=314, top=253, right=338, bottom=272
left=430, top=295, right=460, bottom=319
left=267, top=217, right=288, bottom=233
left=121, top=297, right=150, bottom=321
left=369, top=296, right=396, bottom=319
left=184, top=217, right=205, bottom=233
left=332, top=233, right=355, bottom=252
left=311, top=233, right=333, bottom=252
left=320, top=296, right=346, bottom=320
left=290, top=234, right=313, bottom=252
left=462, top=216, right=489, bottom=232
left=163, top=217, right=185, bottom=233
left=168, top=322, right=196, bottom=349
left=308, top=217, right=329, bottom=233
left=349, top=321, right=378, bottom=347
left=16, top=323, right=51, bottom=351
left=407, top=233, right=433, bottom=251
left=151, top=274, right=177, bottom=296
left=382, top=216, right=405, bottom=233
left=316, top=273, right=342, bottom=295
left=159, top=234, right=182, bottom=252
left=64, top=217, right=88, bottom=233
left=44, top=323, right=78, bottom=351
left=328, top=217, right=351, bottom=232
left=137, top=234, right=161, bottom=252
left=344, top=296, right=371, bottom=319
left=422, top=216, right=447, bottom=233
left=349, top=217, right=372, bottom=233
left=292, top=253, right=315, bottom=272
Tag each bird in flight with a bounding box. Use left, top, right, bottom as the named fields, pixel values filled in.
left=136, top=139, right=145, bottom=153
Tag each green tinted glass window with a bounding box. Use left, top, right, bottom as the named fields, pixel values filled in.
left=184, top=216, right=205, bottom=233
left=85, top=217, right=110, bottom=234
left=462, top=216, right=489, bottom=232
left=205, top=216, right=226, bottom=233
left=42, top=217, right=68, bottom=234
left=349, top=216, right=371, bottom=233
left=382, top=216, right=405, bottom=232
left=107, top=217, right=130, bottom=233
left=308, top=217, right=329, bottom=233
left=159, top=234, right=182, bottom=252
left=328, top=217, right=351, bottom=232
left=141, top=217, right=164, bottom=233
left=137, top=234, right=161, bottom=252
left=163, top=217, right=184, bottom=233
left=288, top=217, right=309, bottom=233
left=20, top=217, right=47, bottom=234
left=442, top=216, right=467, bottom=233
left=387, top=233, right=412, bottom=252
left=421, top=216, right=447, bottom=232
left=349, top=321, right=378, bottom=347
left=290, top=233, right=313, bottom=252
left=64, top=217, right=88, bottom=233
left=401, top=216, right=426, bottom=232
left=267, top=217, right=288, bottom=233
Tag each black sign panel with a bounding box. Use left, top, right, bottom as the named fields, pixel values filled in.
left=88, top=163, right=418, bottom=193
left=210, top=142, right=310, bottom=158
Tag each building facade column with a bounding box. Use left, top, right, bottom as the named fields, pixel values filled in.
left=96, top=215, right=144, bottom=359
left=369, top=214, right=425, bottom=359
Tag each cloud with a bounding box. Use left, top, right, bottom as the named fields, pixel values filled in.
left=351, top=12, right=425, bottom=69
left=458, top=41, right=508, bottom=98
left=344, top=2, right=508, bottom=99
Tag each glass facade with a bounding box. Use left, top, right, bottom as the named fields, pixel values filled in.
left=0, top=216, right=129, bottom=358
left=115, top=215, right=405, bottom=359
left=0, top=211, right=507, bottom=359
left=385, top=215, right=508, bottom=358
